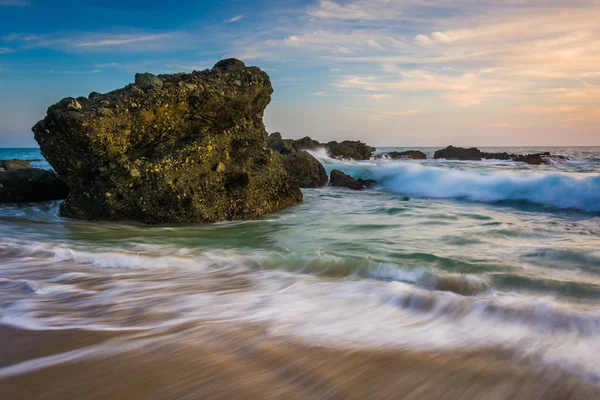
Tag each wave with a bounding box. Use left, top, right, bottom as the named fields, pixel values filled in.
left=372, top=163, right=600, bottom=212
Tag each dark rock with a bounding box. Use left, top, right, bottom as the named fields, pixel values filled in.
left=0, top=159, right=31, bottom=170
left=434, top=145, right=566, bottom=165
left=89, top=91, right=102, bottom=99
left=0, top=169, right=69, bottom=203
left=326, top=140, right=375, bottom=160
left=293, top=136, right=376, bottom=160
left=213, top=58, right=247, bottom=72
left=267, top=133, right=296, bottom=155
left=134, top=73, right=164, bottom=90
left=434, top=146, right=483, bottom=160
left=329, top=169, right=377, bottom=190
left=33, top=58, right=302, bottom=223
left=294, top=136, right=322, bottom=150
left=386, top=150, right=427, bottom=160
left=268, top=133, right=327, bottom=188
left=281, top=151, right=328, bottom=188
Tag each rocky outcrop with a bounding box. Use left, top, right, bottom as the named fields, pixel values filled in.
left=434, top=146, right=567, bottom=165
left=268, top=133, right=327, bottom=188
left=282, top=151, right=328, bottom=188
left=376, top=150, right=427, bottom=160
left=329, top=170, right=377, bottom=191
left=32, top=59, right=302, bottom=223
left=0, top=169, right=68, bottom=203
left=325, top=141, right=375, bottom=160
left=0, top=159, right=31, bottom=170
left=293, top=136, right=375, bottom=160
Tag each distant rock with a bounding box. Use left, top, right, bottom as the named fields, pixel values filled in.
left=329, top=169, right=377, bottom=190
left=433, top=146, right=486, bottom=161
left=380, top=150, right=427, bottom=160
left=32, top=59, right=302, bottom=223
left=0, top=169, right=68, bottom=203
left=267, top=132, right=296, bottom=155
left=326, top=140, right=376, bottom=160
left=433, top=146, right=567, bottom=165
left=293, top=136, right=375, bottom=160
left=0, top=159, right=31, bottom=170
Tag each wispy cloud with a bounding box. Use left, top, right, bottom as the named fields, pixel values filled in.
left=312, top=91, right=325, bottom=96
left=74, top=34, right=172, bottom=48
left=48, top=69, right=102, bottom=74
left=225, top=15, right=244, bottom=23
left=0, top=47, right=13, bottom=54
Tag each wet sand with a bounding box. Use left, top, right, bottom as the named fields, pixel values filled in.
left=1, top=323, right=598, bottom=400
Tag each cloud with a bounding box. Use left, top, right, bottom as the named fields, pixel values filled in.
left=225, top=15, right=244, bottom=23
left=0, top=0, right=29, bottom=6
left=308, top=0, right=404, bottom=20
left=312, top=91, right=325, bottom=96
left=0, top=47, right=13, bottom=54
left=74, top=34, right=172, bottom=48
left=48, top=69, right=102, bottom=74
left=365, top=94, right=392, bottom=100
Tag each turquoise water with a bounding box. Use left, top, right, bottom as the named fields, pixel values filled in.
left=0, top=146, right=599, bottom=383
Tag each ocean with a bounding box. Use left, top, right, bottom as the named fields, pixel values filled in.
left=0, top=146, right=599, bottom=399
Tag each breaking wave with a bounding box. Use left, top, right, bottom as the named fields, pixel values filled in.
left=373, top=163, right=600, bottom=212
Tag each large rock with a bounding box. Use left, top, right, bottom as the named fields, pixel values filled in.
left=282, top=151, right=328, bottom=188
left=0, top=169, right=68, bottom=203
left=329, top=169, right=377, bottom=191
left=0, top=159, right=31, bottom=170
left=293, top=136, right=375, bottom=160
left=268, top=133, right=327, bottom=188
left=32, top=59, right=302, bottom=223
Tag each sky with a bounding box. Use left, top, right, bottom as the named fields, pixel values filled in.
left=1, top=0, right=599, bottom=147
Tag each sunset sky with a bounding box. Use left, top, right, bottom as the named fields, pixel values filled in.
left=1, top=0, right=599, bottom=147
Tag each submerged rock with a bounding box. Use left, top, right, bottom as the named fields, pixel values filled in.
left=33, top=59, right=302, bottom=223
left=294, top=136, right=376, bottom=160
left=0, top=169, right=68, bottom=203
left=434, top=146, right=566, bottom=165
left=268, top=133, right=327, bottom=188
left=329, top=169, right=377, bottom=191
left=0, top=159, right=31, bottom=170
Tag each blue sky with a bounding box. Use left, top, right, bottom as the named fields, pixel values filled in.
left=1, top=0, right=599, bottom=147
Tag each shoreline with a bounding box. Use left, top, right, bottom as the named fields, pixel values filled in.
left=1, top=323, right=598, bottom=400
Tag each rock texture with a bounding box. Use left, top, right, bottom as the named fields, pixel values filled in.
left=267, top=133, right=327, bottom=188
left=329, top=170, right=377, bottom=191
left=0, top=169, right=68, bottom=203
left=294, top=136, right=375, bottom=160
left=0, top=159, right=31, bottom=170
left=376, top=150, right=427, bottom=160
left=33, top=59, right=302, bottom=223
left=433, top=146, right=567, bottom=165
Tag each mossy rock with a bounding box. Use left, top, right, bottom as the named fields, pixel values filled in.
left=32, top=59, right=302, bottom=223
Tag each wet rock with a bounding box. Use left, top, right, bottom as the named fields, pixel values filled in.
left=281, top=151, right=328, bottom=188
left=329, top=169, right=377, bottom=190
left=434, top=146, right=484, bottom=161
left=294, top=136, right=375, bottom=160
left=33, top=58, right=302, bottom=223
left=294, top=136, right=322, bottom=151
left=0, top=169, right=69, bottom=203
left=386, top=150, right=427, bottom=160
left=434, top=146, right=567, bottom=165
left=268, top=133, right=327, bottom=188
left=0, top=159, right=31, bottom=170
left=326, top=140, right=376, bottom=160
